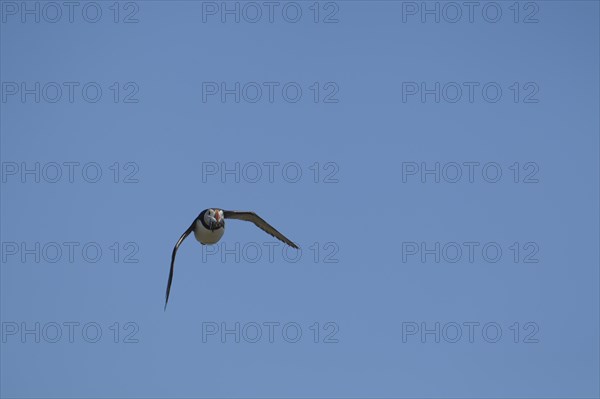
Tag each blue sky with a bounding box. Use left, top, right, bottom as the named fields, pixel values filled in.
left=1, top=1, right=599, bottom=398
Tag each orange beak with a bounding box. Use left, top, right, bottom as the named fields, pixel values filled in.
left=215, top=211, right=221, bottom=222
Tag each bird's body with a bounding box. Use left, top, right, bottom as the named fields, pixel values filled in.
left=165, top=208, right=298, bottom=309
left=194, top=219, right=224, bottom=244
left=193, top=209, right=225, bottom=244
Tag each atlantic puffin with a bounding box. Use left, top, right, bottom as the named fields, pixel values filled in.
left=165, top=209, right=299, bottom=309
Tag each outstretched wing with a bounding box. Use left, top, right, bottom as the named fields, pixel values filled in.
left=223, top=210, right=299, bottom=249
left=165, top=220, right=195, bottom=310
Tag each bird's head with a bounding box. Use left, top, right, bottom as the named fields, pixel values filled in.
left=204, top=208, right=224, bottom=231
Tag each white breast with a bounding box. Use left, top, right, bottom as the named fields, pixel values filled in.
left=194, top=219, right=225, bottom=244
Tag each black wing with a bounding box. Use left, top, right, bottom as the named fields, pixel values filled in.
left=165, top=220, right=195, bottom=310
left=223, top=210, right=299, bottom=249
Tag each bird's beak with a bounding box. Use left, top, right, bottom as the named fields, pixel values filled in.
left=208, top=212, right=221, bottom=231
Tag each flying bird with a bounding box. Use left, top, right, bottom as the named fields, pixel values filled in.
left=165, top=209, right=299, bottom=309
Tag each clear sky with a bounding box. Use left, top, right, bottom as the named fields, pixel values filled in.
left=1, top=1, right=599, bottom=398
